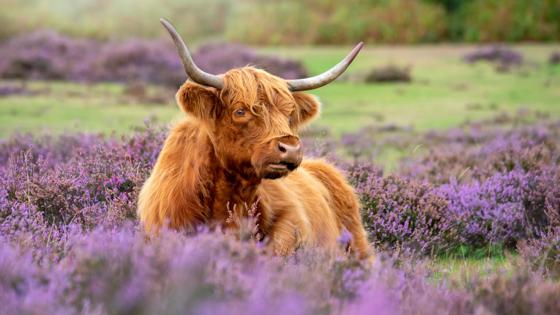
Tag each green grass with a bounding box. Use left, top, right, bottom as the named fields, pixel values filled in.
left=426, top=244, right=515, bottom=285
left=0, top=82, right=179, bottom=137
left=268, top=44, right=560, bottom=133
left=429, top=255, right=515, bottom=285
left=1, top=44, right=560, bottom=138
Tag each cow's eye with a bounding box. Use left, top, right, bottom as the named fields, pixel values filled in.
left=234, top=108, right=246, bottom=117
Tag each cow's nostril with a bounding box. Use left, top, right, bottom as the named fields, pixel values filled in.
left=278, top=143, right=287, bottom=153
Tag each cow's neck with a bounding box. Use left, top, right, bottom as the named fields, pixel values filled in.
left=212, top=168, right=261, bottom=224
left=204, top=141, right=262, bottom=227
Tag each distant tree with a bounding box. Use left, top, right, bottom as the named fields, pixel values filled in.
left=423, top=0, right=471, bottom=13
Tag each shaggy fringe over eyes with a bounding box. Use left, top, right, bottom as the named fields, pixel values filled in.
left=220, top=67, right=295, bottom=123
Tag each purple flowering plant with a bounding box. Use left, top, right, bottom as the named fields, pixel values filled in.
left=0, top=30, right=308, bottom=88
left=0, top=47, right=559, bottom=313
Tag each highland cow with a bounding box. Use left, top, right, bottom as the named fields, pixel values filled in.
left=138, top=19, right=371, bottom=258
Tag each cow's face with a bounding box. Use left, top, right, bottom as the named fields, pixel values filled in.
left=176, top=68, right=320, bottom=180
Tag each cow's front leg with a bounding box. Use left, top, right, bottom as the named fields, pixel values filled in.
left=267, top=210, right=311, bottom=256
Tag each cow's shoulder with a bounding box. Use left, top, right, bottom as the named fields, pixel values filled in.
left=299, top=158, right=357, bottom=204
left=299, top=158, right=348, bottom=182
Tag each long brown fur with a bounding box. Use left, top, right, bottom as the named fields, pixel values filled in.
left=138, top=67, right=371, bottom=258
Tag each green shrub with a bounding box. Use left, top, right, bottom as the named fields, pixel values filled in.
left=456, top=0, right=560, bottom=42
left=226, top=1, right=313, bottom=45
left=226, top=0, right=448, bottom=44
left=364, top=0, right=448, bottom=43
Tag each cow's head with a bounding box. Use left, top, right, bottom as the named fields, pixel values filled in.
left=162, top=19, right=362, bottom=180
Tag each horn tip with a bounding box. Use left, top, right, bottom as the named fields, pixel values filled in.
left=355, top=42, right=364, bottom=51
left=346, top=42, right=364, bottom=63
left=160, top=18, right=172, bottom=29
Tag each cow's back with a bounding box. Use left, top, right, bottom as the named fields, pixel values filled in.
left=258, top=158, right=359, bottom=250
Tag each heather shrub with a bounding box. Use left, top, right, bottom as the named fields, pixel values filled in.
left=0, top=218, right=471, bottom=315
left=0, top=126, right=165, bottom=238
left=0, top=30, right=94, bottom=80
left=10, top=222, right=552, bottom=315
left=519, top=228, right=560, bottom=278
left=84, top=40, right=308, bottom=87
left=0, top=83, right=30, bottom=96
left=83, top=40, right=309, bottom=87
left=0, top=31, right=308, bottom=87
left=550, top=51, right=560, bottom=65
left=193, top=42, right=307, bottom=79
left=83, top=39, right=184, bottom=87
left=518, top=171, right=560, bottom=277
left=347, top=165, right=454, bottom=255
left=0, top=30, right=180, bottom=84
left=463, top=45, right=524, bottom=69
left=466, top=270, right=560, bottom=315
left=439, top=170, right=537, bottom=249
left=340, top=125, right=414, bottom=162
left=340, top=113, right=560, bottom=183
left=339, top=115, right=560, bottom=256
left=398, top=121, right=560, bottom=185
left=365, top=65, right=412, bottom=83
left=5, top=222, right=559, bottom=315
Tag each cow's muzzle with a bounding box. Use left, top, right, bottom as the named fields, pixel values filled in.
left=262, top=136, right=302, bottom=179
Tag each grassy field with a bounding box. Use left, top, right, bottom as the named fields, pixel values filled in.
left=1, top=44, right=559, bottom=138
left=269, top=44, right=560, bottom=132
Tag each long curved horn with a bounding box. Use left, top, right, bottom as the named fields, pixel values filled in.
left=287, top=42, right=363, bottom=91
left=160, top=18, right=224, bottom=89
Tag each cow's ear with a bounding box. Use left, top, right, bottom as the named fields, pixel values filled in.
left=291, top=92, right=321, bottom=128
left=176, top=81, right=221, bottom=121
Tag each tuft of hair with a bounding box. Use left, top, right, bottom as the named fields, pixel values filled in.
left=220, top=67, right=296, bottom=121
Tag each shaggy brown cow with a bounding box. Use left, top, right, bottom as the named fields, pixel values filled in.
left=138, top=19, right=371, bottom=258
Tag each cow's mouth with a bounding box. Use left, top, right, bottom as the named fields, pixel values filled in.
left=262, top=161, right=298, bottom=179
left=269, top=162, right=297, bottom=171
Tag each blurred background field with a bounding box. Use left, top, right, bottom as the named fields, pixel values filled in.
left=2, top=0, right=560, bottom=138
left=2, top=44, right=560, bottom=137
left=2, top=0, right=560, bottom=43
